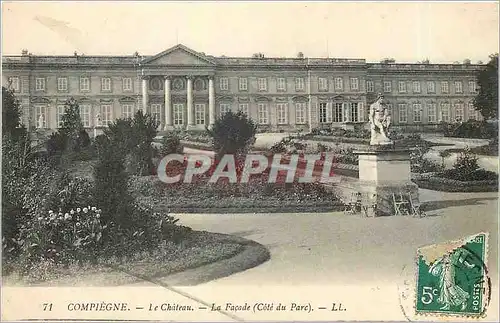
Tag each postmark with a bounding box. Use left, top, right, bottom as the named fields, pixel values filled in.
left=415, top=233, right=490, bottom=317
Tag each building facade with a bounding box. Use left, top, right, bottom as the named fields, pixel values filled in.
left=2, top=44, right=483, bottom=134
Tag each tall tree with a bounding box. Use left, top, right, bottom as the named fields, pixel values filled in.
left=473, top=54, right=498, bottom=120
left=2, top=86, right=23, bottom=137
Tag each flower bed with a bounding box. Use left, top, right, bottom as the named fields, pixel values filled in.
left=412, top=172, right=498, bottom=192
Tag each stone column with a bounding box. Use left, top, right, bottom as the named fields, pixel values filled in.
left=141, top=77, right=148, bottom=112
left=208, top=76, right=216, bottom=126
left=186, top=76, right=194, bottom=128
left=164, top=76, right=172, bottom=130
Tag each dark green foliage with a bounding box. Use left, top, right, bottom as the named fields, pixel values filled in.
left=473, top=54, right=498, bottom=120
left=207, top=111, right=257, bottom=161
left=159, top=131, right=183, bottom=156
left=446, top=120, right=498, bottom=139
left=2, top=86, right=24, bottom=139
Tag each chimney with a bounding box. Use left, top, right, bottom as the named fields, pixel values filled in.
left=21, top=49, right=29, bottom=56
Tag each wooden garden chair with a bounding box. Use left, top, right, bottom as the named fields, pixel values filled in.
left=344, top=192, right=363, bottom=215
left=408, top=192, right=426, bottom=218
left=392, top=192, right=410, bottom=216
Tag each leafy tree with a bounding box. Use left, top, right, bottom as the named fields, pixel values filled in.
left=2, top=86, right=26, bottom=140
left=207, top=111, right=257, bottom=161
left=59, top=98, right=85, bottom=151
left=473, top=54, right=498, bottom=120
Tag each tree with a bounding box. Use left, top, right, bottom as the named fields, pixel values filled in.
left=2, top=86, right=24, bottom=139
left=473, top=54, right=498, bottom=120
left=207, top=111, right=257, bottom=161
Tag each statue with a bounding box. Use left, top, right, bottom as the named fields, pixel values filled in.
left=37, top=114, right=45, bottom=129
left=95, top=113, right=101, bottom=127
left=369, top=94, right=393, bottom=146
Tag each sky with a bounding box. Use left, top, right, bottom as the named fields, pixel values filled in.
left=2, top=1, right=499, bottom=63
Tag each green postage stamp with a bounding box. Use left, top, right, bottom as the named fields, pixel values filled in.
left=415, top=232, right=490, bottom=317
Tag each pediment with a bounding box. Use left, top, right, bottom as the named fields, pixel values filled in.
left=217, top=95, right=234, bottom=102
left=255, top=96, right=272, bottom=102
left=292, top=95, right=308, bottom=102
left=118, top=96, right=136, bottom=103
left=141, top=44, right=216, bottom=66
left=31, top=97, right=51, bottom=104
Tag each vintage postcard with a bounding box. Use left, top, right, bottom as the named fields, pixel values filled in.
left=1, top=1, right=498, bottom=322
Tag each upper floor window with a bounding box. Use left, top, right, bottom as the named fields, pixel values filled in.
left=454, top=81, right=463, bottom=93
left=277, top=77, right=286, bottom=91
left=220, top=77, right=229, bottom=90
left=238, top=78, right=248, bottom=91
left=427, top=81, right=435, bottom=93
left=295, top=77, right=305, bottom=91
left=366, top=80, right=374, bottom=93
left=80, top=77, right=90, bottom=92
left=8, top=77, right=19, bottom=92
left=123, top=77, right=133, bottom=92
left=334, top=77, right=343, bottom=91
left=57, top=77, right=68, bottom=91
left=398, top=81, right=406, bottom=93
left=412, top=81, right=421, bottom=93
left=383, top=81, right=392, bottom=93
left=350, top=78, right=359, bottom=91
left=258, top=78, right=268, bottom=91
left=35, top=77, right=45, bottom=91
left=468, top=80, right=477, bottom=93
left=101, top=77, right=111, bottom=92
left=441, top=81, right=449, bottom=93
left=318, top=77, right=328, bottom=91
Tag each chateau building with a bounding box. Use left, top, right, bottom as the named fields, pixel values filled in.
left=2, top=44, right=483, bottom=133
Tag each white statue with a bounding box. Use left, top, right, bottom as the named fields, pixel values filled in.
left=95, top=113, right=101, bottom=127
left=369, top=94, right=393, bottom=146
left=37, top=114, right=45, bottom=129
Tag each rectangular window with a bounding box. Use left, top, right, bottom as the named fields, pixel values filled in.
left=383, top=81, right=392, bottom=93
left=80, top=77, right=90, bottom=92
left=121, top=104, right=133, bottom=119
left=441, top=81, right=449, bottom=94
left=386, top=103, right=393, bottom=115
left=441, top=103, right=450, bottom=122
left=150, top=104, right=161, bottom=126
left=238, top=78, right=248, bottom=91
left=412, top=81, right=421, bottom=93
left=276, top=103, right=288, bottom=124
left=295, top=103, right=306, bottom=124
left=57, top=77, right=68, bottom=91
left=257, top=103, right=269, bottom=124
left=258, top=78, right=268, bottom=91
left=455, top=103, right=464, bottom=122
left=220, top=77, right=229, bottom=90
left=100, top=104, right=112, bottom=126
left=173, top=103, right=184, bottom=125
left=8, top=77, right=19, bottom=92
left=454, top=81, right=463, bottom=93
left=398, top=104, right=407, bottom=123
left=319, top=103, right=328, bottom=123
left=350, top=78, right=359, bottom=91
left=413, top=103, right=422, bottom=123
left=334, top=77, right=343, bottom=91
left=427, top=103, right=437, bottom=123
left=350, top=103, right=359, bottom=122
left=238, top=103, right=249, bottom=116
left=195, top=103, right=206, bottom=125
left=219, top=103, right=231, bottom=117
left=123, top=77, right=133, bottom=92
left=277, top=78, right=286, bottom=91
left=468, top=102, right=477, bottom=120
left=295, top=77, right=304, bottom=91
left=57, top=105, right=66, bottom=128
left=468, top=80, right=477, bottom=93
left=318, top=77, right=328, bottom=91
left=398, top=81, right=406, bottom=93
left=427, top=81, right=436, bottom=93
left=333, top=103, right=343, bottom=122
left=35, top=105, right=48, bottom=128
left=35, top=77, right=45, bottom=91
left=101, top=77, right=111, bottom=92
left=366, top=80, right=374, bottom=93
left=79, top=105, right=91, bottom=127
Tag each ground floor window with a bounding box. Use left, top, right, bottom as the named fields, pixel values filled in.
left=257, top=103, right=268, bottom=124
left=35, top=105, right=48, bottom=128
left=276, top=103, right=288, bottom=124
left=468, top=102, right=477, bottom=120
left=173, top=103, right=184, bottom=125
left=350, top=103, right=359, bottom=122
left=100, top=104, right=112, bottom=126
left=295, top=102, right=306, bottom=124
left=79, top=105, right=91, bottom=127
left=427, top=104, right=437, bottom=123
left=441, top=103, right=450, bottom=122
left=319, top=102, right=328, bottom=123
left=57, top=105, right=65, bottom=128
left=150, top=104, right=162, bottom=126
left=398, top=104, right=407, bottom=123
left=238, top=103, right=249, bottom=116
left=413, top=103, right=422, bottom=123
left=333, top=103, right=343, bottom=122
left=195, top=103, right=206, bottom=125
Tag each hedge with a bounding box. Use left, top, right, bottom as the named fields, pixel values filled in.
left=412, top=173, right=498, bottom=192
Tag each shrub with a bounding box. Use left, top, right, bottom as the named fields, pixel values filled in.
left=410, top=145, right=443, bottom=173
left=159, top=132, right=183, bottom=156
left=446, top=120, right=498, bottom=139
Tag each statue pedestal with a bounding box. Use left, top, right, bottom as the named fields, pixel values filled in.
left=352, top=147, right=418, bottom=216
